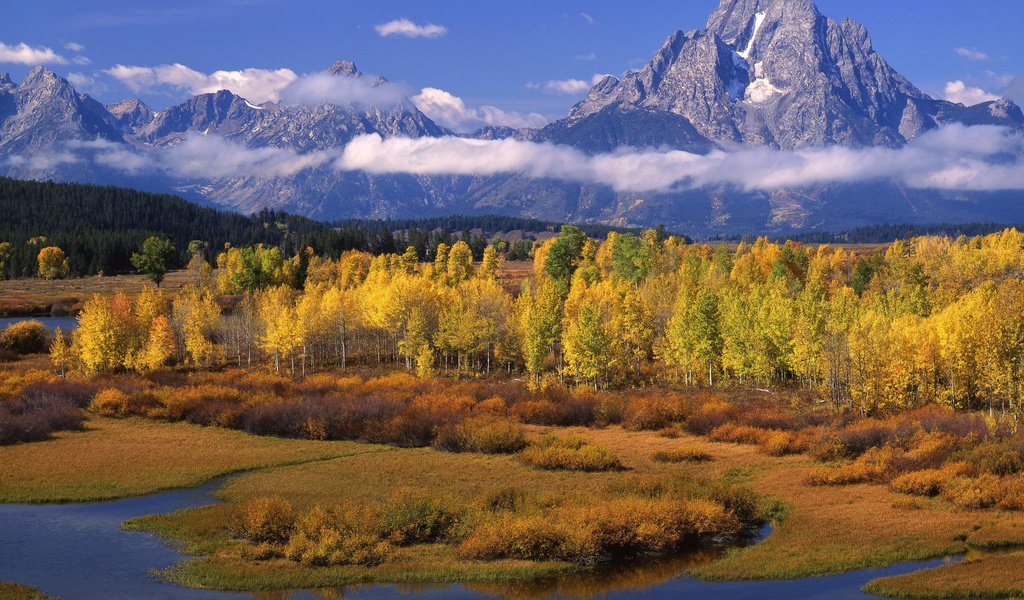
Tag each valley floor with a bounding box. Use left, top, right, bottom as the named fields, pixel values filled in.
left=4, top=413, right=1024, bottom=597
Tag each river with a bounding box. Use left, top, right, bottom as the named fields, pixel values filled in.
left=0, top=316, right=78, bottom=333
left=0, top=476, right=954, bottom=600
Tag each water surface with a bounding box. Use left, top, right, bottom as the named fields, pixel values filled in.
left=0, top=316, right=78, bottom=333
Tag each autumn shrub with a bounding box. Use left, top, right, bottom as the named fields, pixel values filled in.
left=158, top=385, right=244, bottom=425
left=480, top=487, right=535, bottom=513
left=0, top=321, right=48, bottom=354
left=458, top=514, right=572, bottom=561
left=378, top=489, right=466, bottom=545
left=889, top=469, right=949, bottom=497
left=807, top=446, right=906, bottom=486
left=232, top=497, right=295, bottom=545
left=518, top=435, right=623, bottom=472
left=19, top=379, right=98, bottom=408
left=997, top=478, right=1024, bottom=511
left=684, top=400, right=738, bottom=435
left=769, top=427, right=823, bottom=456
left=969, top=439, right=1024, bottom=476
left=90, top=388, right=131, bottom=417
left=458, top=495, right=744, bottom=564
left=708, top=423, right=771, bottom=445
left=474, top=395, right=508, bottom=416
left=509, top=395, right=596, bottom=427
left=621, top=394, right=688, bottom=431
left=283, top=504, right=391, bottom=566
left=652, top=447, right=712, bottom=463
left=433, top=415, right=526, bottom=454
left=0, top=394, right=84, bottom=444
left=942, top=474, right=1006, bottom=509
left=904, top=431, right=961, bottom=470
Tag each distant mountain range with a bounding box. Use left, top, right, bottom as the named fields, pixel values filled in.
left=2, top=0, right=1023, bottom=237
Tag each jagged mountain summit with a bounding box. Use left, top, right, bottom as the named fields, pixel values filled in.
left=1, top=0, right=1023, bottom=236
left=565, top=0, right=1021, bottom=148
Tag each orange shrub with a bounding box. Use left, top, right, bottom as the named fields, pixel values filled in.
left=519, top=435, right=623, bottom=472
left=232, top=498, right=295, bottom=545
left=708, top=423, right=771, bottom=445
left=621, top=394, right=687, bottom=431
left=684, top=400, right=737, bottom=435
left=433, top=415, right=526, bottom=454
left=807, top=446, right=905, bottom=486
left=652, top=447, right=712, bottom=463
left=942, top=474, right=1007, bottom=509
left=90, top=389, right=131, bottom=417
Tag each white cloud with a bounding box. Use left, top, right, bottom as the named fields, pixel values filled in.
left=580, top=12, right=594, bottom=25
left=64, top=42, right=86, bottom=52
left=375, top=18, right=447, bottom=39
left=71, top=56, right=91, bottom=65
left=944, top=80, right=1001, bottom=106
left=0, top=42, right=67, bottom=65
left=104, top=63, right=406, bottom=108
left=411, top=87, right=547, bottom=131
left=541, top=74, right=609, bottom=95
left=279, top=72, right=407, bottom=108
left=544, top=79, right=590, bottom=95
left=334, top=125, right=1024, bottom=193
left=105, top=63, right=299, bottom=104
left=66, top=72, right=95, bottom=89
left=161, top=135, right=334, bottom=178
left=954, top=47, right=990, bottom=61
left=575, top=53, right=597, bottom=62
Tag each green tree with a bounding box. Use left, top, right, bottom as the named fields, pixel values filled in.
left=131, top=236, right=177, bottom=286
left=544, top=225, right=588, bottom=284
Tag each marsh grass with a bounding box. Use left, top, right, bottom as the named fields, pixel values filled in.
left=518, top=435, right=623, bottom=472
left=0, top=417, right=380, bottom=502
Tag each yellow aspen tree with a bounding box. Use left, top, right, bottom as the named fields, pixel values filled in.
left=49, top=327, right=71, bottom=377
left=447, top=241, right=474, bottom=285
left=72, top=294, right=122, bottom=373
left=135, top=315, right=176, bottom=371
left=173, top=285, right=222, bottom=368
left=479, top=246, right=502, bottom=281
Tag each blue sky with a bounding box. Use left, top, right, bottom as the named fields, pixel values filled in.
left=7, top=0, right=1024, bottom=128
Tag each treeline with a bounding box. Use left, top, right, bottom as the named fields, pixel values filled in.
left=776, top=223, right=1024, bottom=245
left=332, top=215, right=669, bottom=241
left=55, top=227, right=1024, bottom=417
left=0, top=177, right=656, bottom=279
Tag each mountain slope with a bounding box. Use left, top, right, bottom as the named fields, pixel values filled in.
left=568, top=0, right=1021, bottom=148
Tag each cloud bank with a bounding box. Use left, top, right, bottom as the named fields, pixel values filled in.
left=375, top=19, right=447, bottom=39
left=106, top=63, right=298, bottom=104
left=411, top=88, right=547, bottom=131
left=335, top=125, right=1024, bottom=193
left=6, top=126, right=1023, bottom=195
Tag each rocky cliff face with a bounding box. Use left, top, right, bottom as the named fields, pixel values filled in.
left=568, top=0, right=1019, bottom=148
left=0, top=67, right=122, bottom=155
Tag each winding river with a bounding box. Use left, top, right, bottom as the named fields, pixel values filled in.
left=0, top=476, right=954, bottom=600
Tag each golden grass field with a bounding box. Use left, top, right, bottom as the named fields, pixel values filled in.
left=0, top=417, right=380, bottom=503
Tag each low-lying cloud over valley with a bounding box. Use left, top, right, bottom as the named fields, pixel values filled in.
left=6, top=125, right=1023, bottom=194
